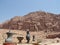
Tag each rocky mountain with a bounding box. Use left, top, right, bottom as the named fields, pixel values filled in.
left=0, top=11, right=60, bottom=32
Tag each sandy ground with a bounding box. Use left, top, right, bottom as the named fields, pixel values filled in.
left=39, top=43, right=60, bottom=45
left=0, top=29, right=46, bottom=43
left=0, top=29, right=60, bottom=45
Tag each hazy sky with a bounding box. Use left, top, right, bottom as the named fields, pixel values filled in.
left=0, top=0, right=60, bottom=23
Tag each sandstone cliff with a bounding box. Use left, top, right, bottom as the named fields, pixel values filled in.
left=0, top=11, right=60, bottom=32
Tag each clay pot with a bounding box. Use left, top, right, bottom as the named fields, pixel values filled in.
left=17, top=37, right=24, bottom=43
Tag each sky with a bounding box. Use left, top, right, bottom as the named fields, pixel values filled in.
left=0, top=0, right=60, bottom=23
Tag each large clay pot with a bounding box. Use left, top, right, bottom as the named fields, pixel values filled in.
left=3, top=30, right=17, bottom=45
left=4, top=30, right=17, bottom=42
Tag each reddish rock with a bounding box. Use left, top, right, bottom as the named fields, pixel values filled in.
left=46, top=34, right=60, bottom=39
left=0, top=11, right=60, bottom=32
